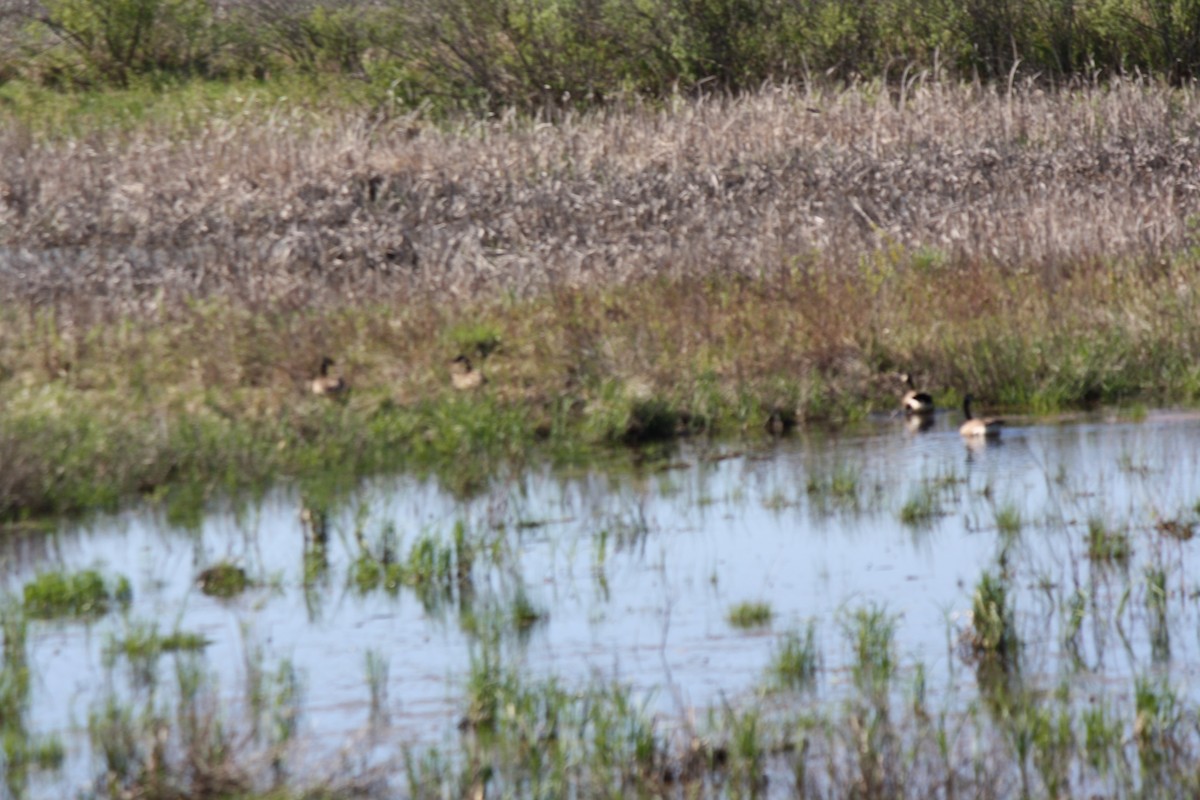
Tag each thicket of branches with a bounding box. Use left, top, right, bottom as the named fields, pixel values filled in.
left=4, top=0, right=1200, bottom=107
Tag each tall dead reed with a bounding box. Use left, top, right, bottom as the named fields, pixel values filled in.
left=2, top=78, right=1198, bottom=314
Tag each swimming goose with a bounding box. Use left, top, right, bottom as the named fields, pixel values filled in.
left=450, top=354, right=485, bottom=390
left=959, top=394, right=1003, bottom=438
left=310, top=356, right=347, bottom=396
left=900, top=373, right=934, bottom=416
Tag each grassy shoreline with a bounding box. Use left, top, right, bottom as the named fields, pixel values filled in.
left=4, top=79, right=1200, bottom=521
left=4, top=253, right=1200, bottom=523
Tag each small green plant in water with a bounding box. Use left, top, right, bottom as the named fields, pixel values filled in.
left=805, top=463, right=860, bottom=506
left=197, top=562, right=250, bottom=598
left=994, top=504, right=1022, bottom=537
left=109, top=626, right=208, bottom=659
left=403, top=523, right=475, bottom=588
left=899, top=485, right=939, bottom=526
left=365, top=649, right=389, bottom=726
left=350, top=553, right=405, bottom=594
left=769, top=623, right=819, bottom=690
left=967, top=570, right=1019, bottom=667
left=509, top=584, right=547, bottom=630
left=845, top=603, right=896, bottom=693
left=1085, top=517, right=1131, bottom=562
left=1134, top=676, right=1180, bottom=774
left=1145, top=566, right=1170, bottom=664
left=728, top=601, right=773, bottom=629
left=1083, top=703, right=1122, bottom=775
left=23, top=570, right=131, bottom=618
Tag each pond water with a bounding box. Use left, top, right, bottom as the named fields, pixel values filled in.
left=6, top=408, right=1200, bottom=797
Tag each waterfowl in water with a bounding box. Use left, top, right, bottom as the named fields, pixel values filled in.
left=959, top=394, right=1003, bottom=438
left=310, top=356, right=347, bottom=397
left=900, top=373, right=934, bottom=416
left=450, top=354, right=485, bottom=390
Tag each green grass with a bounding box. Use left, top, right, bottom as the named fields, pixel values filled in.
left=805, top=463, right=861, bottom=508
left=1085, top=517, right=1132, bottom=563
left=3, top=230, right=1200, bottom=523
left=768, top=624, right=820, bottom=691
left=899, top=485, right=941, bottom=527
left=107, top=626, right=209, bottom=660
left=994, top=504, right=1023, bottom=537
left=845, top=604, right=897, bottom=694
left=966, top=570, right=1020, bottom=666
left=22, top=570, right=131, bottom=619
left=728, top=601, right=773, bottom=629
left=196, top=562, right=250, bottom=598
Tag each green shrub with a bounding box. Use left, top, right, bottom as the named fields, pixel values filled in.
left=36, top=0, right=215, bottom=85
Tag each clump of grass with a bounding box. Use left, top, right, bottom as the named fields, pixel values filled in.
left=22, top=569, right=131, bottom=618
left=994, top=504, right=1023, bottom=537
left=1085, top=517, right=1131, bottom=563
left=964, top=570, right=1020, bottom=667
left=1134, top=676, right=1181, bottom=774
left=103, top=623, right=210, bottom=688
left=509, top=584, right=547, bottom=631
left=0, top=603, right=65, bottom=789
left=350, top=552, right=405, bottom=594
left=899, top=485, right=940, bottom=527
left=728, top=602, right=773, bottom=629
left=2, top=727, right=65, bottom=782
left=0, top=607, right=29, bottom=725
left=86, top=645, right=316, bottom=798
left=1062, top=589, right=1087, bottom=664
left=365, top=649, right=389, bottom=727
left=108, top=626, right=209, bottom=660
left=196, top=562, right=250, bottom=598
left=768, top=624, right=820, bottom=691
left=805, top=463, right=860, bottom=507
left=349, top=521, right=403, bottom=594
left=1082, top=703, right=1123, bottom=776
left=401, top=521, right=477, bottom=602
left=450, top=321, right=503, bottom=360
left=845, top=603, right=897, bottom=694
left=1145, top=566, right=1171, bottom=664
left=1021, top=698, right=1075, bottom=798
left=458, top=642, right=669, bottom=793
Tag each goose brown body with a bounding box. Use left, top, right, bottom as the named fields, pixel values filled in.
left=959, top=394, right=1003, bottom=438
left=450, top=355, right=485, bottom=390
left=310, top=356, right=346, bottom=396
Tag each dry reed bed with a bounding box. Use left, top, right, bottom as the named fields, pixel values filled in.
left=2, top=79, right=1199, bottom=311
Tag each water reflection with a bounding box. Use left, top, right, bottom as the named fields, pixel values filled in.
left=5, top=409, right=1200, bottom=795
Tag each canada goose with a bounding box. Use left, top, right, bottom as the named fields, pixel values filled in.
left=450, top=354, right=485, bottom=390
left=900, top=373, right=934, bottom=416
left=959, top=394, right=1004, bottom=438
left=310, top=356, right=346, bottom=396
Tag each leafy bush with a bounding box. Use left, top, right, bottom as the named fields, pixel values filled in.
left=35, top=0, right=215, bottom=85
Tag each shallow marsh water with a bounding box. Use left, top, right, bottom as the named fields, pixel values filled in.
left=6, top=408, right=1200, bottom=796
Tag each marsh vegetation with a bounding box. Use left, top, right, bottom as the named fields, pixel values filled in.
left=5, top=80, right=1200, bottom=523
left=6, top=13, right=1200, bottom=794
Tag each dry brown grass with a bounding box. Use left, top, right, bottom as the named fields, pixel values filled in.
left=4, top=78, right=1200, bottom=520
left=3, top=78, right=1199, bottom=311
